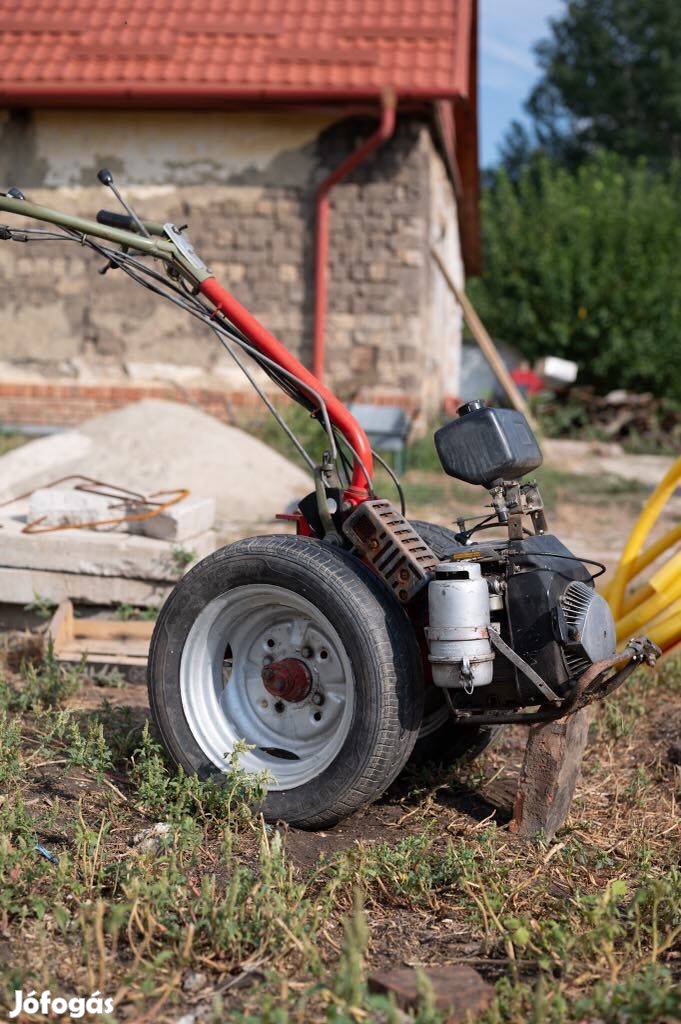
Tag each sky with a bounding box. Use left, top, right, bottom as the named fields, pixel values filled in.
left=479, top=0, right=564, bottom=166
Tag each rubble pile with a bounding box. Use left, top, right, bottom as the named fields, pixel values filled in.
left=536, top=387, right=681, bottom=451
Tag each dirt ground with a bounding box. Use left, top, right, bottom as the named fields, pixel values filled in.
left=0, top=470, right=679, bottom=1023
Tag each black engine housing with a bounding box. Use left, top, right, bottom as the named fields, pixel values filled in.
left=503, top=534, right=593, bottom=703
left=443, top=534, right=598, bottom=712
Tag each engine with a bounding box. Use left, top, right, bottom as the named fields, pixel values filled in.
left=424, top=401, right=617, bottom=715
left=426, top=536, right=617, bottom=712
left=342, top=399, right=619, bottom=721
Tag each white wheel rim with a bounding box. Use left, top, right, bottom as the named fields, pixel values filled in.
left=180, top=584, right=355, bottom=791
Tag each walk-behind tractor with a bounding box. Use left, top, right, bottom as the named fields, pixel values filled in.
left=0, top=175, right=659, bottom=828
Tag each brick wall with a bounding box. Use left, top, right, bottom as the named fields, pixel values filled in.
left=0, top=378, right=262, bottom=429
left=0, top=109, right=463, bottom=427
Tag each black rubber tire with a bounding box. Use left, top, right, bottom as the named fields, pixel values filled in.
left=148, top=534, right=424, bottom=829
left=408, top=519, right=501, bottom=767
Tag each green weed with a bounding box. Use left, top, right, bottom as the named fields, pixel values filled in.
left=4, top=640, right=84, bottom=711
left=170, top=544, right=197, bottom=574
left=114, top=602, right=157, bottom=621
left=23, top=592, right=57, bottom=620
left=0, top=710, right=23, bottom=786
left=129, top=723, right=267, bottom=825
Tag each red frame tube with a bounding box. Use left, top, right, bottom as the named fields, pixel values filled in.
left=199, top=277, right=374, bottom=497
left=313, top=95, right=396, bottom=381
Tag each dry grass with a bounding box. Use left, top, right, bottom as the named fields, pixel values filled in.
left=0, top=630, right=678, bottom=1023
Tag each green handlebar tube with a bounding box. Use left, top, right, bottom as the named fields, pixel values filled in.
left=0, top=193, right=175, bottom=259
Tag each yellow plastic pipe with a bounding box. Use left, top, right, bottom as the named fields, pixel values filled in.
left=601, top=522, right=681, bottom=600
left=615, top=570, right=681, bottom=642
left=646, top=596, right=681, bottom=630
left=647, top=611, right=681, bottom=651
left=617, top=547, right=681, bottom=617
left=608, top=457, right=681, bottom=619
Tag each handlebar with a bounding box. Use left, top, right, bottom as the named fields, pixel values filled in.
left=97, top=209, right=165, bottom=237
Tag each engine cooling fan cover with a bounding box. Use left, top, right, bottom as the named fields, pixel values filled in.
left=561, top=580, right=617, bottom=676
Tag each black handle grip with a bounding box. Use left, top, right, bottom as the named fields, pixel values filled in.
left=96, top=209, right=135, bottom=231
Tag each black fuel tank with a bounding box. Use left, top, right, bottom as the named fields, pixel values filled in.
left=434, top=402, right=543, bottom=487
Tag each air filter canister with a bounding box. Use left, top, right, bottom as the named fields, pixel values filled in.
left=426, top=562, right=494, bottom=690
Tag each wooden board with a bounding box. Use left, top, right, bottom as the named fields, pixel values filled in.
left=430, top=245, right=539, bottom=430
left=48, top=599, right=153, bottom=668
left=510, top=708, right=591, bottom=841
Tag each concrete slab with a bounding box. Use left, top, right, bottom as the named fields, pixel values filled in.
left=0, top=430, right=93, bottom=504
left=0, top=567, right=172, bottom=607
left=0, top=511, right=216, bottom=581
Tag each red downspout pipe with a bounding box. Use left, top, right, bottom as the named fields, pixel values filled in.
left=313, top=92, right=397, bottom=382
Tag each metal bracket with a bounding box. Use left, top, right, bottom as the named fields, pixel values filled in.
left=163, top=223, right=211, bottom=277
left=447, top=635, right=660, bottom=726
left=487, top=625, right=561, bottom=703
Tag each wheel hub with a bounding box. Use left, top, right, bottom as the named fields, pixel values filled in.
left=262, top=657, right=312, bottom=703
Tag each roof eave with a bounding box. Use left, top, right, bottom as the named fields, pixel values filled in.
left=0, top=84, right=464, bottom=108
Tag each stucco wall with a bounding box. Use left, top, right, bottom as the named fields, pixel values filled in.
left=0, top=108, right=462, bottom=418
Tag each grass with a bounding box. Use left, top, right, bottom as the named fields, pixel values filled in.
left=0, top=430, right=27, bottom=457
left=0, top=630, right=678, bottom=1022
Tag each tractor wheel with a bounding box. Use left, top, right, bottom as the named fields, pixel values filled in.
left=148, top=535, right=423, bottom=829
left=408, top=519, right=501, bottom=767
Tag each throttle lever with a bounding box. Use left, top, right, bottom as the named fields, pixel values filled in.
left=98, top=247, right=128, bottom=275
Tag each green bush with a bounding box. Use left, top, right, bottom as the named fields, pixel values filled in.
left=469, top=154, right=681, bottom=402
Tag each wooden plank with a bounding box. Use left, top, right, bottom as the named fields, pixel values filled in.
left=76, top=619, right=154, bottom=641
left=49, top=602, right=153, bottom=669
left=48, top=599, right=74, bottom=650
left=430, top=245, right=539, bottom=430
left=57, top=649, right=148, bottom=667
left=58, top=637, right=151, bottom=658
left=510, top=708, right=591, bottom=841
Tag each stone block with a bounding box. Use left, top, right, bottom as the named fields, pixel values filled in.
left=132, top=496, right=216, bottom=542
left=368, top=965, right=493, bottom=1022
left=28, top=487, right=114, bottom=528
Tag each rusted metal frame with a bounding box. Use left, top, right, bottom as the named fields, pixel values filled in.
left=447, top=636, right=660, bottom=726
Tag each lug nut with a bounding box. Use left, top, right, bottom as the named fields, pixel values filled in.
left=312, top=691, right=325, bottom=706
left=301, top=646, right=313, bottom=658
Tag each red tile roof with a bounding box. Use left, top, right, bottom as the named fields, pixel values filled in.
left=0, top=0, right=474, bottom=105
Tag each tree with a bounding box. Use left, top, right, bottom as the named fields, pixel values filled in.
left=468, top=155, right=681, bottom=402
left=507, top=0, right=681, bottom=169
